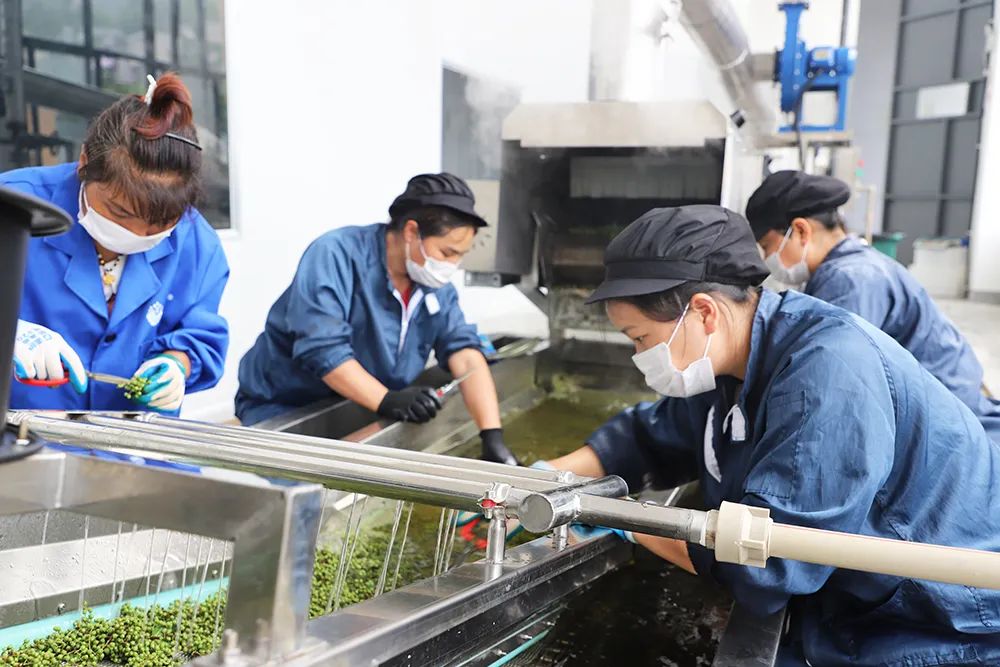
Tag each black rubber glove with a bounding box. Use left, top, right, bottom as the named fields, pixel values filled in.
left=481, top=428, right=518, bottom=466
left=377, top=387, right=442, bottom=423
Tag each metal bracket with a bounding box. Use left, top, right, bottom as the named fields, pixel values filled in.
left=481, top=482, right=512, bottom=564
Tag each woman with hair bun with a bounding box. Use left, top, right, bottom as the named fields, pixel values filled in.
left=5, top=72, right=229, bottom=414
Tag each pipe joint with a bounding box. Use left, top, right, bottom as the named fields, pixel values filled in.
left=713, top=501, right=773, bottom=568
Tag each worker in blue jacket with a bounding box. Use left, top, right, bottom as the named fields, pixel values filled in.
left=236, top=173, right=517, bottom=465
left=546, top=206, right=1000, bottom=665
left=6, top=73, right=229, bottom=414
left=747, top=170, right=1000, bottom=440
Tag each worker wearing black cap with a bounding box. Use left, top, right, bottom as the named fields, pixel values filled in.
left=236, top=173, right=517, bottom=465
left=539, top=205, right=1000, bottom=665
left=747, top=170, right=1000, bottom=441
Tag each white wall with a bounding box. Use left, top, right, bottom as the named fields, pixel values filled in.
left=968, top=0, right=1000, bottom=301
left=433, top=0, right=592, bottom=103
left=182, top=0, right=591, bottom=420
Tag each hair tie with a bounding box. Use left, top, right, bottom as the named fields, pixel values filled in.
left=143, top=74, right=157, bottom=106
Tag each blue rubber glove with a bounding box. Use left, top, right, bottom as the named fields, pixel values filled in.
left=569, top=524, right=636, bottom=543
left=478, top=334, right=498, bottom=359
left=12, top=320, right=88, bottom=393
left=133, top=354, right=187, bottom=411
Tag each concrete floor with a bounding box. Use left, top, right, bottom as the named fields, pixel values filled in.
left=937, top=298, right=1000, bottom=397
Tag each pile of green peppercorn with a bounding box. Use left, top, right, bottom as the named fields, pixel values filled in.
left=0, top=530, right=430, bottom=666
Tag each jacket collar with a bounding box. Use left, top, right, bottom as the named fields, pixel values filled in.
left=805, top=236, right=859, bottom=293
left=41, top=165, right=178, bottom=327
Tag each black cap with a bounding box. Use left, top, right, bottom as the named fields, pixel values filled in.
left=745, top=170, right=851, bottom=240
left=388, top=173, right=488, bottom=228
left=586, top=205, right=769, bottom=304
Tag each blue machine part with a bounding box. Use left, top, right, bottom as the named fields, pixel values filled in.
left=776, top=1, right=857, bottom=133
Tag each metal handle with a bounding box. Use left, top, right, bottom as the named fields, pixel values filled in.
left=15, top=373, right=68, bottom=387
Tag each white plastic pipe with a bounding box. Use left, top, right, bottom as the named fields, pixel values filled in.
left=711, top=501, right=1000, bottom=590
left=769, top=524, right=1000, bottom=590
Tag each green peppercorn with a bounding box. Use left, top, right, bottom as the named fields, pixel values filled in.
left=118, top=376, right=152, bottom=402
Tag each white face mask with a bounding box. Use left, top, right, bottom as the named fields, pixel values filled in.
left=764, top=225, right=810, bottom=286
left=77, top=184, right=173, bottom=255
left=405, top=236, right=459, bottom=288
left=631, top=303, right=717, bottom=398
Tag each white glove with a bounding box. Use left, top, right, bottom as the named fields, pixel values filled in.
left=133, top=354, right=187, bottom=411
left=13, top=319, right=88, bottom=393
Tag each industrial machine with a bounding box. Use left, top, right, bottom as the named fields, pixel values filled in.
left=775, top=1, right=857, bottom=134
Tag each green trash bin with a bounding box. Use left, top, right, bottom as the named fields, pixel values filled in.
left=872, top=232, right=904, bottom=259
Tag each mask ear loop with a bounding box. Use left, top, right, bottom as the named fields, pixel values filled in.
left=417, top=234, right=431, bottom=262
left=775, top=225, right=794, bottom=254
left=665, top=302, right=692, bottom=349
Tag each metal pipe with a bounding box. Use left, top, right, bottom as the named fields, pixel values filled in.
left=143, top=415, right=574, bottom=485
left=680, top=0, right=775, bottom=145
left=551, top=525, right=569, bottom=551
left=19, top=414, right=502, bottom=512
left=485, top=518, right=508, bottom=565
left=576, top=495, right=710, bottom=545
left=80, top=415, right=574, bottom=493
left=15, top=413, right=715, bottom=544
left=518, top=476, right=629, bottom=533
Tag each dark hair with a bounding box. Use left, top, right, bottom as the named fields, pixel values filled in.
left=78, top=72, right=202, bottom=228
left=615, top=282, right=760, bottom=322
left=390, top=206, right=481, bottom=237
left=807, top=209, right=846, bottom=231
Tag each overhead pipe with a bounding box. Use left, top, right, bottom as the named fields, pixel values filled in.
left=679, top=0, right=776, bottom=146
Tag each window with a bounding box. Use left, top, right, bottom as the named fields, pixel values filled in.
left=1, top=0, right=231, bottom=229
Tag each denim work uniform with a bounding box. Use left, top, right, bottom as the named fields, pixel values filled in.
left=236, top=223, right=480, bottom=425
left=4, top=163, right=229, bottom=414
left=806, top=236, right=1000, bottom=441
left=588, top=290, right=1000, bottom=666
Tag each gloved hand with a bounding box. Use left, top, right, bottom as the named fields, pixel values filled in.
left=132, top=354, right=187, bottom=411
left=481, top=428, right=518, bottom=466
left=377, top=386, right=442, bottom=423
left=12, top=320, right=88, bottom=392
left=570, top=523, right=636, bottom=543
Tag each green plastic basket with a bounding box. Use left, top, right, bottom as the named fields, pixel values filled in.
left=872, top=232, right=904, bottom=259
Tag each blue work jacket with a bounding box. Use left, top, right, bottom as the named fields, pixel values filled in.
left=4, top=163, right=230, bottom=413
left=236, top=223, right=480, bottom=425
left=806, top=236, right=1000, bottom=441
left=588, top=290, right=1000, bottom=666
